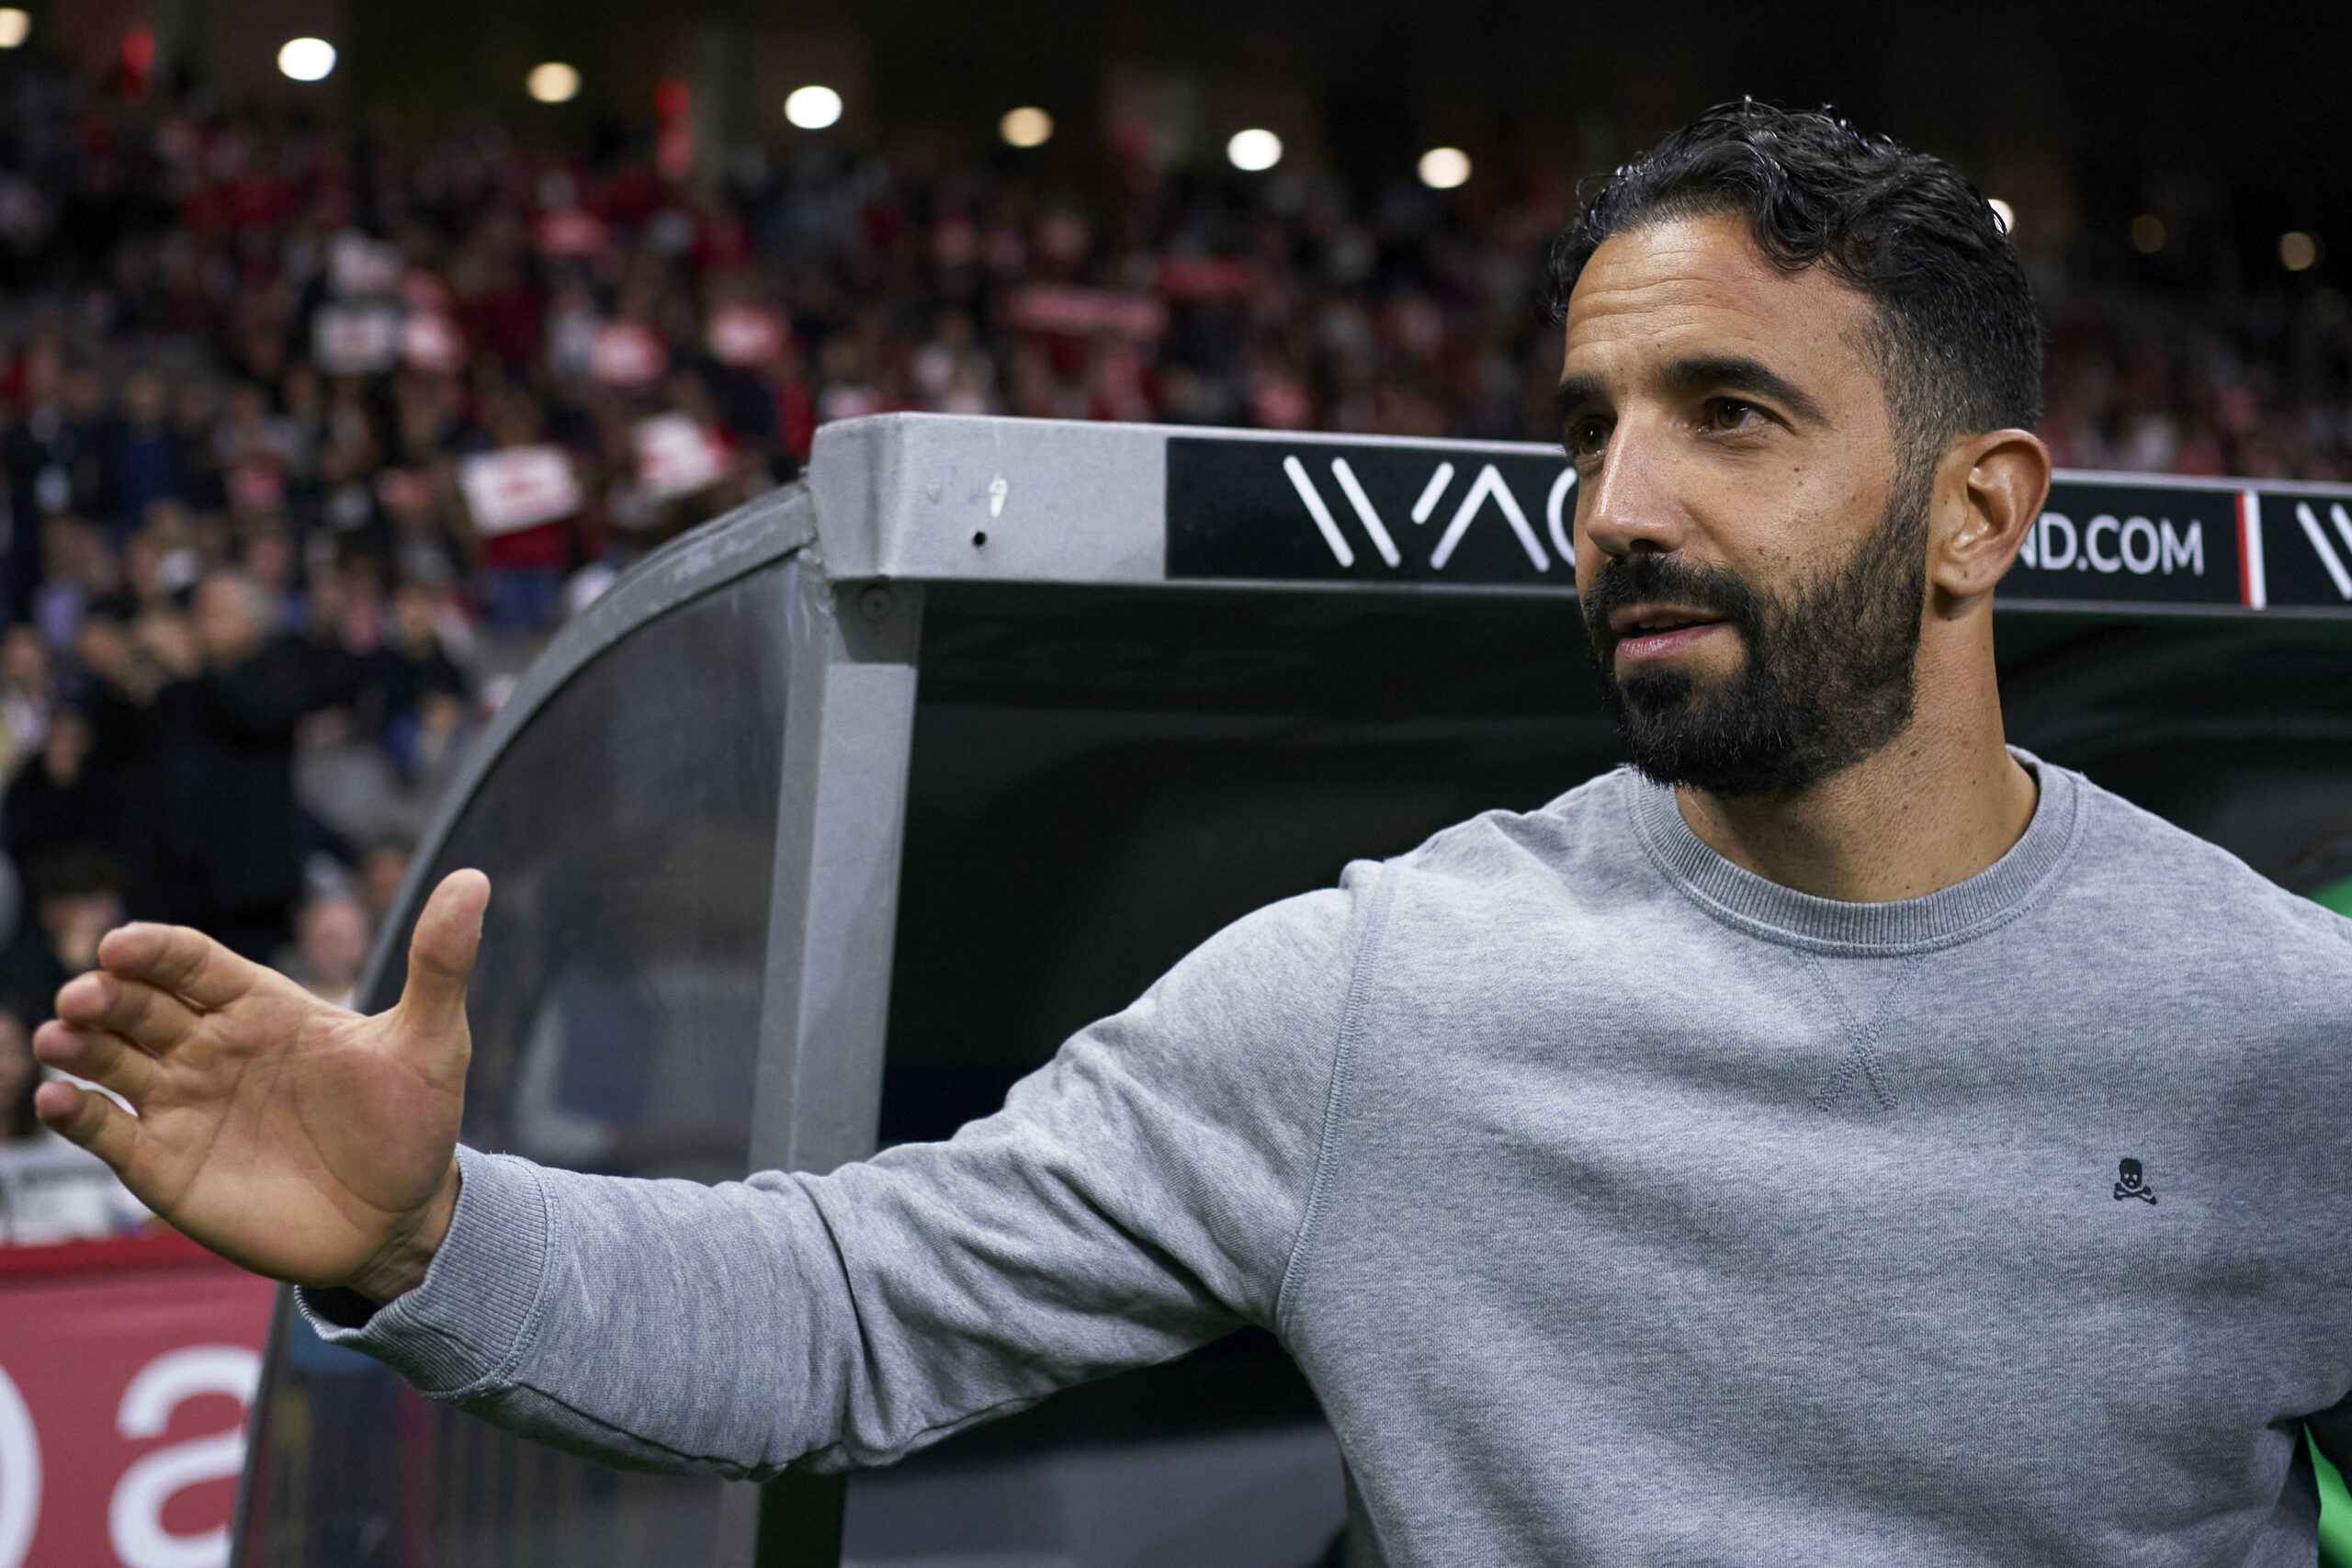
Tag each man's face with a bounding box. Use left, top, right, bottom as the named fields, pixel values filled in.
left=393, top=584, right=438, bottom=646
left=299, top=897, right=371, bottom=992
left=1558, top=211, right=1932, bottom=798
left=126, top=371, right=167, bottom=427
left=196, top=578, right=266, bottom=666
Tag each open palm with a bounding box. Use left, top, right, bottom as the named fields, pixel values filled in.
left=33, top=871, right=490, bottom=1302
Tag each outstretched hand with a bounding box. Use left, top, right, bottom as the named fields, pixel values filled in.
left=32, top=870, right=491, bottom=1304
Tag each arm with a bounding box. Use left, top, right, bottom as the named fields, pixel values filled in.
left=37, top=865, right=1383, bottom=1478
left=308, top=875, right=1374, bottom=1476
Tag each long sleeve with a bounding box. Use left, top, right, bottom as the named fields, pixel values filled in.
left=300, top=867, right=1385, bottom=1478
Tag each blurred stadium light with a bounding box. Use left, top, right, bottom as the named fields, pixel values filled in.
left=1226, top=127, right=1281, bottom=171
left=785, top=84, right=843, bottom=130
left=1001, top=106, right=1054, bottom=147
left=527, top=61, right=582, bottom=104
left=1418, top=146, right=1472, bottom=189
left=276, top=36, right=335, bottom=82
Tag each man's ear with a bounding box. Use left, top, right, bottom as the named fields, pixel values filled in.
left=1931, top=429, right=2052, bottom=605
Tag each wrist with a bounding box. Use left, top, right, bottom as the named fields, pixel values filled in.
left=346, top=1159, right=462, bottom=1305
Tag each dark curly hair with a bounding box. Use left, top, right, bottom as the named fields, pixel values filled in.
left=1546, top=101, right=2043, bottom=468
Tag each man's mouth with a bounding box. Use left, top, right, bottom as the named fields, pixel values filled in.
left=1609, top=605, right=1729, bottom=661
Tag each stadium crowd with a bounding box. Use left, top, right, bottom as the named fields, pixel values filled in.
left=3, top=69, right=2350, bottom=1236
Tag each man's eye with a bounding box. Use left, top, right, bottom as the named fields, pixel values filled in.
left=1707, top=399, right=1760, bottom=430
left=1568, top=417, right=1610, bottom=456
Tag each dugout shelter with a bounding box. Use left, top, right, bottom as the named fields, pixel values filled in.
left=231, top=413, right=2352, bottom=1568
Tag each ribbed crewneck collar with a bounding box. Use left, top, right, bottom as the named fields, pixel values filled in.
left=1623, top=747, right=2083, bottom=956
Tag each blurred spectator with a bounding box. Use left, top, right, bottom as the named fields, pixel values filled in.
left=473, top=385, right=577, bottom=634
left=32, top=517, right=117, bottom=653
left=171, top=380, right=229, bottom=513
left=0, top=845, right=124, bottom=1017
left=372, top=579, right=471, bottom=775
left=137, top=570, right=328, bottom=959
left=356, top=838, right=413, bottom=931
left=0, top=998, right=151, bottom=1242
left=0, top=622, right=51, bottom=779
left=116, top=368, right=180, bottom=532
left=0, top=1004, right=35, bottom=1142
left=378, top=466, right=468, bottom=590
left=4, top=706, right=119, bottom=870
left=291, top=890, right=370, bottom=1009
left=59, top=364, right=122, bottom=526
left=3, top=347, right=69, bottom=617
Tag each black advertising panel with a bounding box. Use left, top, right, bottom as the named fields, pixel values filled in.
left=1167, top=435, right=1577, bottom=585
left=2255, top=489, right=2352, bottom=612
left=2000, top=479, right=2244, bottom=608
left=1965, top=478, right=2352, bottom=613
left=1165, top=434, right=2352, bottom=616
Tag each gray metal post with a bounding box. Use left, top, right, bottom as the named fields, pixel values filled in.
left=714, top=558, right=924, bottom=1566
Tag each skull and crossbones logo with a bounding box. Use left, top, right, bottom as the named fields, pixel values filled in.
left=2112, top=1158, right=2156, bottom=1205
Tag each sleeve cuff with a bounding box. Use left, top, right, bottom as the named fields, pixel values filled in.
left=294, top=1145, right=554, bottom=1397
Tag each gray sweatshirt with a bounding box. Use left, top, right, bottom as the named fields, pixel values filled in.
left=310, top=752, right=2352, bottom=1566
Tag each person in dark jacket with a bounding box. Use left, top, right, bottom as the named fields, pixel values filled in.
left=0, top=998, right=38, bottom=1142
left=368, top=578, right=470, bottom=777
left=0, top=844, right=122, bottom=1020
left=2, top=705, right=121, bottom=870
left=114, top=369, right=182, bottom=534
left=140, top=570, right=324, bottom=959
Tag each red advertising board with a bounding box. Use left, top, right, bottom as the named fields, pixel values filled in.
left=0, top=1235, right=275, bottom=1568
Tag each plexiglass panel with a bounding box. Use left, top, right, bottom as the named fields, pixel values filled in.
left=241, top=559, right=792, bottom=1567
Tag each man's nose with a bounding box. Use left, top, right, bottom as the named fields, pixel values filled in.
left=1579, top=417, right=1690, bottom=560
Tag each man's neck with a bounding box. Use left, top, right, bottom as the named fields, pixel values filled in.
left=1673, top=723, right=2039, bottom=905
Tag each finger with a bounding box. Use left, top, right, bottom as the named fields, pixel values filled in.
left=394, top=869, right=489, bottom=1043
left=97, top=922, right=267, bottom=1011
left=54, top=971, right=202, bottom=1055
left=34, top=1079, right=139, bottom=1171
left=32, top=1021, right=162, bottom=1104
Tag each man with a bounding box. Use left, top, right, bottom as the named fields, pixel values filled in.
left=28, top=105, right=2352, bottom=1564
left=135, top=570, right=324, bottom=959
left=290, top=890, right=371, bottom=1010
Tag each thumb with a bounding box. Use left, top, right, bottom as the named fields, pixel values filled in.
left=394, top=869, right=490, bottom=1044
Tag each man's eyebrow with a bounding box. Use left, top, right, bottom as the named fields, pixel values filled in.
left=1552, top=355, right=1829, bottom=435
left=1552, top=376, right=1605, bottom=432
left=1660, top=355, right=1827, bottom=425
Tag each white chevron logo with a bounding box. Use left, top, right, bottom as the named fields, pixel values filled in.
left=2292, top=502, right=2352, bottom=600
left=1283, top=456, right=1576, bottom=572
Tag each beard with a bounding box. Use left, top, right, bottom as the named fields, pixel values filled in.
left=1579, top=476, right=1931, bottom=799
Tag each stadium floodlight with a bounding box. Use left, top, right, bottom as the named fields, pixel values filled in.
left=1001, top=107, right=1054, bottom=149
left=1227, top=129, right=1283, bottom=173
left=2131, top=215, right=2165, bottom=254
left=1418, top=147, right=1472, bottom=190
left=1986, top=198, right=2014, bottom=235
left=785, top=85, right=843, bottom=130
left=277, top=37, right=336, bottom=82
left=2280, top=231, right=2321, bottom=272
left=527, top=62, right=581, bottom=104
left=0, top=10, right=28, bottom=49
